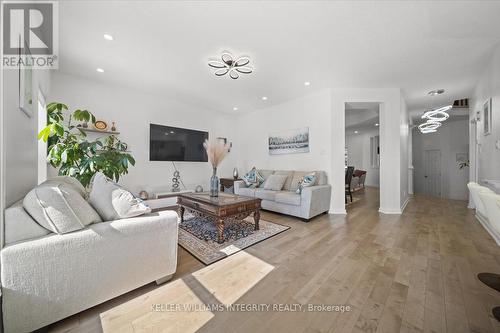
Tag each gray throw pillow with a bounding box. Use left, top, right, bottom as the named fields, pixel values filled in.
left=263, top=174, right=288, bottom=191
left=23, top=182, right=102, bottom=234
left=89, top=172, right=151, bottom=221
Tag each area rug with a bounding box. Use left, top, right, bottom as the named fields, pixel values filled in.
left=178, top=214, right=289, bottom=265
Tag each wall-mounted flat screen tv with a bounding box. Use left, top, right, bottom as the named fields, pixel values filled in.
left=149, top=124, right=208, bottom=162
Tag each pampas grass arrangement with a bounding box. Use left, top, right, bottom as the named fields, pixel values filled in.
left=204, top=138, right=230, bottom=197
left=203, top=138, right=230, bottom=168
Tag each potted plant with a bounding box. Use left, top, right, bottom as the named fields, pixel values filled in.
left=38, top=102, right=135, bottom=187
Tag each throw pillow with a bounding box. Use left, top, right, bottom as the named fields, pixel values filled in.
left=263, top=174, right=288, bottom=191
left=242, top=167, right=265, bottom=188
left=89, top=172, right=151, bottom=221
left=296, top=173, right=317, bottom=194
left=23, top=182, right=102, bottom=234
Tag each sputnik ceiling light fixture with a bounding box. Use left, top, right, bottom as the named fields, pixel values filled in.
left=208, top=51, right=253, bottom=79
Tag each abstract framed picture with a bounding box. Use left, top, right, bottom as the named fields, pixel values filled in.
left=483, top=98, right=492, bottom=135
left=268, top=127, right=309, bottom=155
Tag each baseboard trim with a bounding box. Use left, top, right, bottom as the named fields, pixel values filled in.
left=475, top=213, right=500, bottom=246
left=378, top=208, right=402, bottom=214
left=329, top=209, right=347, bottom=215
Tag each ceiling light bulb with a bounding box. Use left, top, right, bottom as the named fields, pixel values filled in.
left=262, top=96, right=268, bottom=101
left=103, top=34, right=114, bottom=41
left=304, top=81, right=311, bottom=86
left=428, top=89, right=445, bottom=96
left=375, top=123, right=379, bottom=127
left=96, top=68, right=104, bottom=73
left=354, top=131, right=359, bottom=134
left=233, top=107, right=238, bottom=111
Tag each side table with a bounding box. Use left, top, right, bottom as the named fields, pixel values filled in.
left=220, top=178, right=241, bottom=193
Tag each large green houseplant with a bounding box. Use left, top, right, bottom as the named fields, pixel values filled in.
left=38, top=102, right=135, bottom=187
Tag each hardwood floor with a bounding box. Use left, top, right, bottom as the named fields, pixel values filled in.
left=47, top=187, right=500, bottom=333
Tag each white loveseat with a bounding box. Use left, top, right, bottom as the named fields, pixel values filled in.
left=1, top=178, right=178, bottom=333
left=234, top=169, right=331, bottom=220
left=468, top=182, right=500, bottom=245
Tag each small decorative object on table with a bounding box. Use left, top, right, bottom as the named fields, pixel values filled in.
left=203, top=138, right=231, bottom=197
left=172, top=170, right=181, bottom=192
left=111, top=121, right=117, bottom=132
left=233, top=167, right=239, bottom=179
left=82, top=122, right=88, bottom=128
left=139, top=190, right=149, bottom=200
left=195, top=185, right=204, bottom=193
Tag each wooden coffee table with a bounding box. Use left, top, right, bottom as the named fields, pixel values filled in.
left=177, top=192, right=261, bottom=243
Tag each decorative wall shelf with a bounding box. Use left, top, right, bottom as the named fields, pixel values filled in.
left=79, top=128, right=120, bottom=135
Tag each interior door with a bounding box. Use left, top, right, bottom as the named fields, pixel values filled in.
left=424, top=149, right=441, bottom=197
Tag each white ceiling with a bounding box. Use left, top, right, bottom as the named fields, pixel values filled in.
left=345, top=103, right=379, bottom=132
left=58, top=1, right=500, bottom=114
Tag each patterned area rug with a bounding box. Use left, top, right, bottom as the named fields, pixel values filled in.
left=178, top=214, right=290, bottom=265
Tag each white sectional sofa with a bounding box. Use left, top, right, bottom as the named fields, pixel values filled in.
left=1, top=177, right=178, bottom=333
left=234, top=169, right=331, bottom=220
left=468, top=182, right=500, bottom=245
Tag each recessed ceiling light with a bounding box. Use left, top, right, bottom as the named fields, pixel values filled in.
left=103, top=34, right=114, bottom=41
left=262, top=96, right=268, bottom=101
left=233, top=107, right=238, bottom=111
left=428, top=89, right=445, bottom=96
left=374, top=123, right=379, bottom=127
left=96, top=68, right=104, bottom=73
left=354, top=130, right=359, bottom=134
left=304, top=81, right=311, bottom=86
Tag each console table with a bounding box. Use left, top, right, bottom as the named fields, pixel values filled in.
left=177, top=192, right=261, bottom=243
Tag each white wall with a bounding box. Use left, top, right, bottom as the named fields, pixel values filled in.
left=235, top=90, right=332, bottom=176
left=470, top=43, right=500, bottom=185
left=400, top=97, right=410, bottom=208
left=49, top=72, right=237, bottom=195
left=2, top=69, right=50, bottom=207
left=346, top=129, right=380, bottom=187
left=412, top=118, right=469, bottom=200
left=331, top=88, right=404, bottom=214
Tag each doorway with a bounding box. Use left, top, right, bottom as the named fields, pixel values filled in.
left=423, top=149, right=442, bottom=197
left=344, top=102, right=381, bottom=211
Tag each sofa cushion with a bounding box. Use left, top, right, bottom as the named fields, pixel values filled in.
left=275, top=191, right=301, bottom=206
left=89, top=172, right=151, bottom=221
left=23, top=182, right=102, bottom=234
left=314, top=171, right=328, bottom=186
left=257, top=169, right=275, bottom=181
left=238, top=187, right=256, bottom=197
left=290, top=171, right=311, bottom=192
left=263, top=174, right=287, bottom=191
left=242, top=167, right=265, bottom=188
left=255, top=189, right=277, bottom=201
left=43, top=176, right=87, bottom=197
left=274, top=170, right=294, bottom=191
left=296, top=173, right=317, bottom=193
left=4, top=200, right=51, bottom=244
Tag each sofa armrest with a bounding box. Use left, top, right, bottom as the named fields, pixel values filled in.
left=300, top=185, right=332, bottom=219
left=1, top=211, right=179, bottom=333
left=234, top=180, right=247, bottom=195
